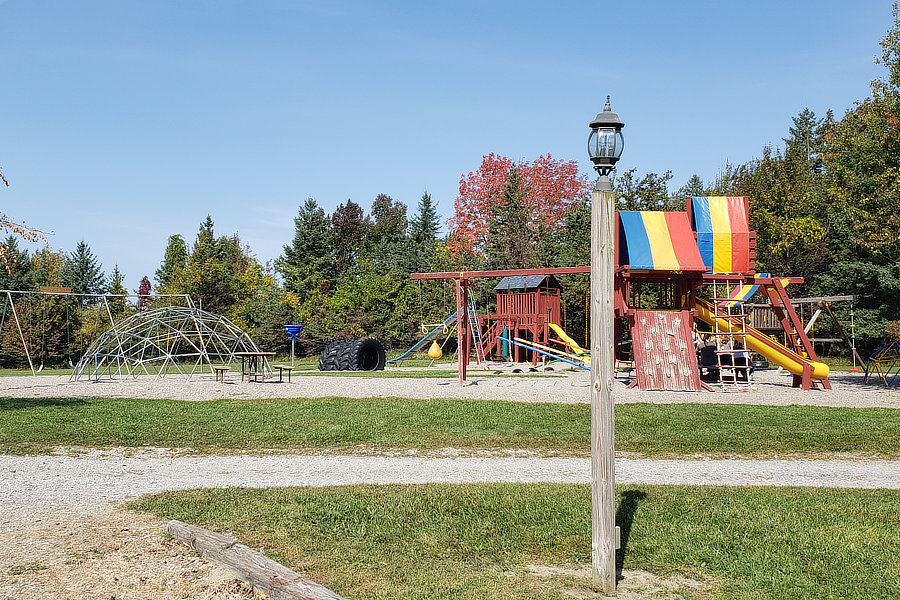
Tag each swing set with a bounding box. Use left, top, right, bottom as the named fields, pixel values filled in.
left=0, top=289, right=193, bottom=375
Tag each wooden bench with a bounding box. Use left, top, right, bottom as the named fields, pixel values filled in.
left=213, top=365, right=230, bottom=382
left=272, top=365, right=293, bottom=383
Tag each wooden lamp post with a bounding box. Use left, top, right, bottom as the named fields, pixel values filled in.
left=587, top=96, right=624, bottom=594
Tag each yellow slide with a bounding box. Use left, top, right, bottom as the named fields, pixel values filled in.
left=548, top=323, right=587, bottom=356
left=695, top=299, right=829, bottom=379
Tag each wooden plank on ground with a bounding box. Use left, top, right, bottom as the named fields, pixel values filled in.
left=166, top=520, right=346, bottom=600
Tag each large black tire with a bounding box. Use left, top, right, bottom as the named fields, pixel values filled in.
left=318, top=340, right=347, bottom=371
left=318, top=337, right=385, bottom=371
left=352, top=337, right=386, bottom=371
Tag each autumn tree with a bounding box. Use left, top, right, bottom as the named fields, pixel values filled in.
left=137, top=276, right=152, bottom=310
left=447, top=153, right=589, bottom=255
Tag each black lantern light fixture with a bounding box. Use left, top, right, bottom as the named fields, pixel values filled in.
left=587, top=96, right=625, bottom=176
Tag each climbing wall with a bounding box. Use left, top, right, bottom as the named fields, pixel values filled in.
left=630, top=310, right=701, bottom=391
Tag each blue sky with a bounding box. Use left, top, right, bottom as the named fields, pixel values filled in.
left=0, top=0, right=892, bottom=291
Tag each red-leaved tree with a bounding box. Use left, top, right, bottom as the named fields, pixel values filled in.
left=447, top=153, right=589, bottom=254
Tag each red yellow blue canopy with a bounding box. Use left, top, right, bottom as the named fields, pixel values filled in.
left=689, top=196, right=751, bottom=273
left=618, top=211, right=707, bottom=271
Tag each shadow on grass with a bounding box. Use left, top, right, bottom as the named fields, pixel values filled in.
left=0, top=397, right=87, bottom=410
left=616, top=489, right=648, bottom=579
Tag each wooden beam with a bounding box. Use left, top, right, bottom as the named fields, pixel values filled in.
left=411, top=266, right=591, bottom=280
left=166, top=520, right=347, bottom=600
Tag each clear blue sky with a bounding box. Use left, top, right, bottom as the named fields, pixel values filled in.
left=0, top=0, right=891, bottom=291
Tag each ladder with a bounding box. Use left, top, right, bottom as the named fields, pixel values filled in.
left=711, top=280, right=752, bottom=392
left=467, top=295, right=487, bottom=365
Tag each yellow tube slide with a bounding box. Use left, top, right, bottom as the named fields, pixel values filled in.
left=695, top=299, right=829, bottom=379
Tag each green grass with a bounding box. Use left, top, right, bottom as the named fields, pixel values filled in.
left=131, top=482, right=900, bottom=600
left=4, top=397, right=900, bottom=458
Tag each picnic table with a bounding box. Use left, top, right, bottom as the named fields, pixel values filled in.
left=233, top=351, right=276, bottom=382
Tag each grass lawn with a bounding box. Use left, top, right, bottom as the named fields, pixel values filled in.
left=3, top=397, right=900, bottom=458
left=132, top=482, right=900, bottom=600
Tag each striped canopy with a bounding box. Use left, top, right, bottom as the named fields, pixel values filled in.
left=618, top=211, right=707, bottom=271
left=689, top=196, right=751, bottom=273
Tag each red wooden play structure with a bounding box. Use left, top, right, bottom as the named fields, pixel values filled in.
left=412, top=196, right=831, bottom=391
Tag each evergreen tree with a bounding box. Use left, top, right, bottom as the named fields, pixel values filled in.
left=275, top=198, right=333, bottom=302
left=63, top=240, right=106, bottom=298
left=155, top=234, right=188, bottom=288
left=675, top=174, right=707, bottom=199
left=407, top=191, right=441, bottom=273
left=107, top=265, right=128, bottom=318
left=409, top=191, right=440, bottom=246
left=485, top=167, right=536, bottom=269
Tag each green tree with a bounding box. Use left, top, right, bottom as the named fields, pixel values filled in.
left=615, top=169, right=680, bottom=211
left=821, top=7, right=900, bottom=265
left=155, top=234, right=188, bottom=289
left=485, top=167, right=537, bottom=269
left=331, top=200, right=369, bottom=277
left=175, top=216, right=256, bottom=315
left=275, top=198, right=333, bottom=303
left=63, top=240, right=106, bottom=298
left=0, top=236, right=33, bottom=291
left=675, top=174, right=707, bottom=199
left=107, top=265, right=128, bottom=319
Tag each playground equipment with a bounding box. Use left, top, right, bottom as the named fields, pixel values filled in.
left=864, top=339, right=900, bottom=387
left=412, top=196, right=831, bottom=390
left=386, top=310, right=458, bottom=365
left=283, top=324, right=303, bottom=367
left=1, top=289, right=194, bottom=376
left=71, top=305, right=260, bottom=381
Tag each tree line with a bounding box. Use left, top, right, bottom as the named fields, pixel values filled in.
left=4, top=7, right=900, bottom=365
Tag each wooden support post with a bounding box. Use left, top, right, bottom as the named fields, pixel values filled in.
left=455, top=277, right=467, bottom=384
left=166, top=520, right=347, bottom=600
left=590, top=175, right=617, bottom=594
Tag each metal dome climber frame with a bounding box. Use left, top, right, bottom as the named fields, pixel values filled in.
left=71, top=305, right=264, bottom=381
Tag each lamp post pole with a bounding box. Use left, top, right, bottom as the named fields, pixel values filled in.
left=590, top=172, right=617, bottom=593
left=587, top=97, right=624, bottom=595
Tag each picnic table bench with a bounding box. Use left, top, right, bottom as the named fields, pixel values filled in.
left=272, top=365, right=294, bottom=382
left=213, top=365, right=230, bottom=382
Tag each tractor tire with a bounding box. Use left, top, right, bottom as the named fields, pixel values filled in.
left=319, top=337, right=385, bottom=371
left=352, top=336, right=386, bottom=371
left=318, top=340, right=346, bottom=371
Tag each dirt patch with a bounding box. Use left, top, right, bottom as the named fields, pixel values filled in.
left=0, top=505, right=267, bottom=600
left=526, top=563, right=716, bottom=599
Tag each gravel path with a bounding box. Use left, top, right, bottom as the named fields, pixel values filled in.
left=3, top=451, right=899, bottom=515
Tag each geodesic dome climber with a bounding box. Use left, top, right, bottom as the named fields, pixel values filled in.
left=71, top=306, right=264, bottom=381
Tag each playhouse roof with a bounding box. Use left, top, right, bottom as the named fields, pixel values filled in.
left=618, top=210, right=707, bottom=271
left=494, top=274, right=561, bottom=292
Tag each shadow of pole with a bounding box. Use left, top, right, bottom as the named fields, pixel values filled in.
left=615, top=489, right=648, bottom=579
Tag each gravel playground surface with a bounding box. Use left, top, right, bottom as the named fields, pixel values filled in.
left=2, top=365, right=899, bottom=408
left=2, top=366, right=899, bottom=599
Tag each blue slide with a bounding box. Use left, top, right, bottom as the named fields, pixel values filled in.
left=386, top=310, right=459, bottom=364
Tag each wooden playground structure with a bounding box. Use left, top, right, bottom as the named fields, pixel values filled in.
left=413, top=196, right=836, bottom=391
